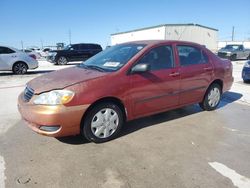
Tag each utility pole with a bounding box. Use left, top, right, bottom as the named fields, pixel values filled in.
left=69, top=29, right=72, bottom=44
left=232, top=26, right=235, bottom=41
left=40, top=39, right=44, bottom=49
left=21, top=40, right=24, bottom=51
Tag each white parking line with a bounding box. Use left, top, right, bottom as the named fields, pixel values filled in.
left=209, top=162, right=250, bottom=188
left=0, top=155, right=6, bottom=188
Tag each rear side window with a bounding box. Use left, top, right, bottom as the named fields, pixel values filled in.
left=0, top=47, right=15, bottom=54
left=177, top=45, right=208, bottom=66
left=93, top=44, right=102, bottom=50
left=137, top=45, right=174, bottom=71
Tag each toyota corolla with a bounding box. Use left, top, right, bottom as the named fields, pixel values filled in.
left=18, top=40, right=233, bottom=143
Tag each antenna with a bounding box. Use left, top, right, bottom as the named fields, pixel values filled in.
left=21, top=40, right=24, bottom=51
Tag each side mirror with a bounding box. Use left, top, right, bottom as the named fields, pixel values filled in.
left=131, top=63, right=150, bottom=74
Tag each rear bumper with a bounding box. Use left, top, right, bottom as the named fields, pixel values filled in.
left=29, top=60, right=39, bottom=69
left=223, top=76, right=234, bottom=93
left=18, top=92, right=90, bottom=137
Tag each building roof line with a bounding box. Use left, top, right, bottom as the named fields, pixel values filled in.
left=111, top=23, right=218, bottom=36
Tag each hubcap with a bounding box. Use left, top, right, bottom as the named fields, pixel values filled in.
left=208, top=87, right=220, bottom=107
left=14, top=63, right=27, bottom=74
left=58, top=57, right=67, bottom=64
left=91, top=108, right=119, bottom=138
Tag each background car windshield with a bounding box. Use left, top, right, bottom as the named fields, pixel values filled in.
left=64, top=45, right=71, bottom=50
left=82, top=44, right=146, bottom=71
left=224, top=45, right=239, bottom=50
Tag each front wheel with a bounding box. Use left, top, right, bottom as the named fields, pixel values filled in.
left=199, top=83, right=222, bottom=111
left=57, top=56, right=68, bottom=65
left=230, top=54, right=237, bottom=61
left=82, top=102, right=124, bottom=143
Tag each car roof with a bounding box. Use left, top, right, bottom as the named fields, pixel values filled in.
left=120, top=40, right=203, bottom=47
left=0, top=45, right=20, bottom=51
left=71, top=43, right=101, bottom=45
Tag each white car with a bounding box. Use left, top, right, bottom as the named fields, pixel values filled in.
left=0, top=46, right=38, bottom=74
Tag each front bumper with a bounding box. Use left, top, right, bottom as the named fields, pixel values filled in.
left=242, top=67, right=250, bottom=81
left=18, top=92, right=90, bottom=137
left=217, top=52, right=231, bottom=59
left=46, top=55, right=56, bottom=63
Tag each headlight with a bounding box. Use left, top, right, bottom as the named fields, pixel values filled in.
left=49, top=52, right=57, bottom=56
left=244, top=61, right=250, bottom=68
left=33, top=90, right=74, bottom=105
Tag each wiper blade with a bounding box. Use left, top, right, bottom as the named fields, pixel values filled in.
left=85, top=65, right=106, bottom=72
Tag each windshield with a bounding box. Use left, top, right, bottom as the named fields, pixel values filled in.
left=63, top=45, right=71, bottom=50
left=224, top=45, right=240, bottom=50
left=79, top=43, right=146, bottom=72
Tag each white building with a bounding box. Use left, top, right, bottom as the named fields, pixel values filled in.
left=111, top=23, right=218, bottom=52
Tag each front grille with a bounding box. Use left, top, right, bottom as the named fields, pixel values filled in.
left=23, top=86, right=34, bottom=102
left=218, top=52, right=227, bottom=58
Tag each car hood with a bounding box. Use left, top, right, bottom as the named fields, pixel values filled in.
left=219, top=48, right=234, bottom=52
left=27, top=66, right=108, bottom=94
left=50, top=50, right=61, bottom=53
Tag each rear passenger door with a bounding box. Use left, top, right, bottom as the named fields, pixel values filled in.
left=177, top=45, right=213, bottom=105
left=78, top=44, right=90, bottom=60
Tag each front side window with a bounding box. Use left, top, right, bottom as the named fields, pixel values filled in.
left=136, top=45, right=174, bottom=71
left=80, top=43, right=146, bottom=72
left=177, top=45, right=208, bottom=66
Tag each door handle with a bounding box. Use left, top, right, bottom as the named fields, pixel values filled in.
left=169, top=72, right=180, bottom=77
left=204, top=67, right=212, bottom=71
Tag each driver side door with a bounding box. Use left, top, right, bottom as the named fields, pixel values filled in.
left=128, top=45, right=180, bottom=118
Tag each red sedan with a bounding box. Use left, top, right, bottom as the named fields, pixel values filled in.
left=18, top=40, right=233, bottom=143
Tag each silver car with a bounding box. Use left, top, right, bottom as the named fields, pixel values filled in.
left=0, top=46, right=38, bottom=74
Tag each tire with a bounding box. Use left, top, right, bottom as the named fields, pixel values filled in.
left=12, top=62, right=28, bottom=74
left=230, top=54, right=237, bottom=61
left=199, top=83, right=222, bottom=111
left=57, top=56, right=68, bottom=65
left=82, top=102, right=124, bottom=143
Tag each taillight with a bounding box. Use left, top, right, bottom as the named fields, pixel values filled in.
left=29, top=54, right=36, bottom=60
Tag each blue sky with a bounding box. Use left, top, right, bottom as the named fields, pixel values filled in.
left=0, top=0, right=250, bottom=49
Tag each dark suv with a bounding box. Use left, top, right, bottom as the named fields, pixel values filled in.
left=47, top=43, right=102, bottom=65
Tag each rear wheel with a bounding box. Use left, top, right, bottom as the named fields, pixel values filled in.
left=199, top=83, right=222, bottom=111
left=57, top=56, right=68, bottom=65
left=12, top=62, right=28, bottom=74
left=82, top=102, right=124, bottom=143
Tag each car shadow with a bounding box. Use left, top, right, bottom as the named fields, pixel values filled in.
left=0, top=70, right=54, bottom=76
left=56, top=135, right=91, bottom=145
left=57, top=91, right=242, bottom=145
left=220, top=91, right=243, bottom=108
left=57, top=105, right=203, bottom=145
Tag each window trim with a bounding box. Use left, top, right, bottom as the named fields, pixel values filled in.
left=130, top=44, right=176, bottom=72
left=176, top=45, right=209, bottom=66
